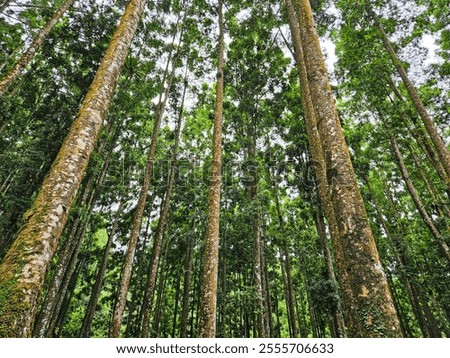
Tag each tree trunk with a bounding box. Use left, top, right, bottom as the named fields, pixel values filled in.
left=284, top=0, right=353, bottom=334
left=408, top=146, right=450, bottom=219
left=0, top=0, right=147, bottom=337
left=197, top=0, right=225, bottom=338
left=261, top=245, right=273, bottom=336
left=171, top=269, right=182, bottom=337
left=0, top=0, right=76, bottom=95
left=388, top=75, right=450, bottom=196
left=314, top=206, right=346, bottom=337
left=389, top=134, right=450, bottom=263
left=140, top=68, right=187, bottom=337
left=180, top=235, right=194, bottom=337
left=246, top=113, right=268, bottom=338
left=80, top=201, right=124, bottom=337
left=109, top=42, right=178, bottom=337
left=291, top=0, right=402, bottom=337
left=368, top=4, right=450, bottom=184
left=33, top=129, right=113, bottom=337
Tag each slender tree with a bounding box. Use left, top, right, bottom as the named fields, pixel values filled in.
left=140, top=70, right=188, bottom=337
left=0, top=0, right=77, bottom=96
left=197, top=0, right=225, bottom=338
left=366, top=2, right=450, bottom=184
left=0, top=0, right=148, bottom=337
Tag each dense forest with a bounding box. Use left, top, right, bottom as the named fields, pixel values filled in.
left=0, top=0, right=449, bottom=338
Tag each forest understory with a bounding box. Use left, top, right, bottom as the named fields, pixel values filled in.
left=0, top=0, right=449, bottom=338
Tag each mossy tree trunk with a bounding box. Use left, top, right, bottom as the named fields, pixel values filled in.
left=197, top=0, right=225, bottom=338
left=285, top=0, right=351, bottom=336
left=291, top=0, right=402, bottom=337
left=0, top=0, right=76, bottom=96
left=0, top=0, right=147, bottom=337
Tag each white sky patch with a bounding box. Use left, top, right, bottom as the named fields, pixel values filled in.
left=421, top=33, right=443, bottom=66
left=321, top=38, right=338, bottom=75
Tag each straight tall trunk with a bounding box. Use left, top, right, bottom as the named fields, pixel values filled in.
left=109, top=41, right=178, bottom=337
left=368, top=4, right=450, bottom=184
left=172, top=269, right=182, bottom=337
left=197, top=0, right=225, bottom=338
left=0, top=0, right=147, bottom=337
left=246, top=114, right=267, bottom=338
left=180, top=234, right=194, bottom=337
left=0, top=0, right=76, bottom=95
left=388, top=75, right=450, bottom=194
left=284, top=0, right=353, bottom=333
left=291, top=0, right=402, bottom=337
left=140, top=74, right=187, bottom=337
left=369, top=190, right=439, bottom=337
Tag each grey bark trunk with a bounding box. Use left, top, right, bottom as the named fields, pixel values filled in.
left=80, top=201, right=124, bottom=337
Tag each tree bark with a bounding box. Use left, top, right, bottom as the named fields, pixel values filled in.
left=0, top=0, right=147, bottom=337
left=290, top=0, right=402, bottom=337
left=197, top=0, right=225, bottom=338
left=0, top=0, right=76, bottom=95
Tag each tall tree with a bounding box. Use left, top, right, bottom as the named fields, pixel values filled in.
left=0, top=0, right=148, bottom=337
left=291, top=0, right=403, bottom=337
left=197, top=0, right=225, bottom=338
left=140, top=69, right=188, bottom=337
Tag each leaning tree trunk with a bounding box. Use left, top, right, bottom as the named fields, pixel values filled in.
left=0, top=0, right=147, bottom=338
left=367, top=4, right=450, bottom=184
left=197, top=0, right=225, bottom=338
left=140, top=71, right=187, bottom=337
left=388, top=133, right=450, bottom=263
left=0, top=0, right=76, bottom=95
left=291, top=0, right=402, bottom=337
